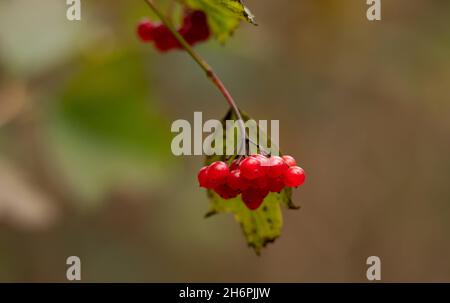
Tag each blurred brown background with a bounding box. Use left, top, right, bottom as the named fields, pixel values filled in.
left=0, top=0, right=449, bottom=282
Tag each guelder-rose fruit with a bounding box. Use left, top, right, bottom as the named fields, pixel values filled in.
left=179, top=10, right=210, bottom=45
left=214, top=184, right=239, bottom=200
left=196, top=153, right=305, bottom=211
left=268, top=156, right=289, bottom=178
left=269, top=177, right=285, bottom=193
left=242, top=188, right=266, bottom=210
left=282, top=155, right=297, bottom=167
left=207, top=161, right=230, bottom=185
left=198, top=166, right=213, bottom=189
left=152, top=24, right=182, bottom=52
left=227, top=169, right=249, bottom=191
left=240, top=157, right=263, bottom=180
left=137, top=19, right=155, bottom=41
left=254, top=175, right=270, bottom=191
left=284, top=166, right=306, bottom=188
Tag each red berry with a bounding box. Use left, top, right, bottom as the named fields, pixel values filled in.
left=283, top=166, right=306, bottom=188
left=137, top=10, right=210, bottom=52
left=198, top=166, right=213, bottom=189
left=241, top=188, right=266, bottom=210
left=250, top=154, right=268, bottom=163
left=258, top=186, right=270, bottom=199
left=269, top=177, right=285, bottom=193
left=251, top=154, right=270, bottom=174
left=207, top=161, right=230, bottom=185
left=179, top=10, right=210, bottom=45
left=282, top=155, right=297, bottom=167
left=268, top=156, right=289, bottom=178
left=152, top=24, right=182, bottom=52
left=137, top=19, right=156, bottom=41
left=227, top=169, right=249, bottom=191
left=254, top=175, right=270, bottom=191
left=214, top=184, right=239, bottom=200
left=240, top=157, right=264, bottom=180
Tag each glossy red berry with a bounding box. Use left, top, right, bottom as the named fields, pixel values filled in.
left=197, top=166, right=213, bottom=189
left=250, top=154, right=269, bottom=164
left=282, top=155, right=297, bottom=167
left=207, top=161, right=230, bottom=185
left=269, top=177, right=285, bottom=193
left=284, top=166, right=306, bottom=188
left=214, top=184, right=239, bottom=200
left=227, top=169, right=249, bottom=191
left=252, top=154, right=270, bottom=175
left=254, top=175, right=270, bottom=192
left=240, top=157, right=264, bottom=180
left=258, top=186, right=270, bottom=199
left=268, top=156, right=289, bottom=178
left=241, top=188, right=266, bottom=210
left=137, top=19, right=155, bottom=41
left=198, top=154, right=303, bottom=211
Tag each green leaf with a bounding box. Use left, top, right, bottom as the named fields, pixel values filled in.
left=205, top=110, right=299, bottom=254
left=182, top=0, right=257, bottom=43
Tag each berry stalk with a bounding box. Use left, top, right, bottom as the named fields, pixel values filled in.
left=143, top=0, right=247, bottom=155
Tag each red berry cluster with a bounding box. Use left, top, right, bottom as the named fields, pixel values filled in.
left=198, top=155, right=306, bottom=211
left=137, top=10, right=210, bottom=52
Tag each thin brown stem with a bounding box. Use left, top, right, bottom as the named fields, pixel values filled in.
left=144, top=0, right=247, bottom=155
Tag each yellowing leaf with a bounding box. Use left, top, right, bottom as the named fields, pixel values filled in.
left=206, top=188, right=296, bottom=254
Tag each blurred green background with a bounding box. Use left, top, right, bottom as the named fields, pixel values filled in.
left=1, top=0, right=450, bottom=282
